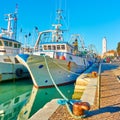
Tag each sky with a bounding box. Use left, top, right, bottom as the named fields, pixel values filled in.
left=0, top=0, right=120, bottom=54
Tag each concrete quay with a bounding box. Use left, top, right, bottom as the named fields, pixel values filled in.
left=72, top=63, right=98, bottom=102
left=29, top=63, right=120, bottom=120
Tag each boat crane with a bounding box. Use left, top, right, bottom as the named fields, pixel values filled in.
left=69, top=34, right=85, bottom=51
left=88, top=44, right=98, bottom=54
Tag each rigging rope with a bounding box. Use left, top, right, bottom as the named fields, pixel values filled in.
left=53, top=60, right=81, bottom=75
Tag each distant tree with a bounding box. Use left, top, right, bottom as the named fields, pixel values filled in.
left=117, top=42, right=120, bottom=56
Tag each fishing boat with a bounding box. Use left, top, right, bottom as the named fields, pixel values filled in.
left=16, top=10, right=96, bottom=88
left=0, top=7, right=29, bottom=82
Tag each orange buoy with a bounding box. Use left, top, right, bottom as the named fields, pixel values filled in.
left=59, top=56, right=65, bottom=60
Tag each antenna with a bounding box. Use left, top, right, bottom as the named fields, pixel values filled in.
left=13, top=4, right=18, bottom=40
left=0, top=4, right=18, bottom=39
left=56, top=9, right=63, bottom=24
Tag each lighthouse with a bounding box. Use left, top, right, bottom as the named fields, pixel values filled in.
left=102, top=37, right=107, bottom=55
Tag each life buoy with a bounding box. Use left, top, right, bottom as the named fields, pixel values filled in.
left=16, top=68, right=23, bottom=77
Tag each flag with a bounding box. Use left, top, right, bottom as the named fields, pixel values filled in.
left=28, top=32, right=31, bottom=36
left=35, top=26, right=38, bottom=30
left=20, top=28, right=22, bottom=32
left=25, top=35, right=27, bottom=38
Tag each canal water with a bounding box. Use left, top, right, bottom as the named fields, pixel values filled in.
left=0, top=78, right=75, bottom=120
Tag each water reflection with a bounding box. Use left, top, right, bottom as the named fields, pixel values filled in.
left=0, top=79, right=74, bottom=120
left=17, top=86, right=38, bottom=120
left=0, top=79, right=32, bottom=120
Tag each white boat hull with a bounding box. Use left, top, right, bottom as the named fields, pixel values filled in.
left=16, top=54, right=92, bottom=88
left=0, top=55, right=29, bottom=82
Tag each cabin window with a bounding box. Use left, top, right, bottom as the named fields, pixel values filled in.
left=14, top=43, right=17, bottom=48
left=0, top=41, right=2, bottom=46
left=57, top=45, right=60, bottom=50
left=44, top=45, right=47, bottom=50
left=0, top=50, right=6, bottom=53
left=61, top=45, right=65, bottom=50
left=4, top=58, right=11, bottom=62
left=18, top=44, right=21, bottom=48
left=52, top=45, right=56, bottom=50
left=9, top=42, right=12, bottom=47
left=67, top=46, right=69, bottom=51
left=4, top=41, right=8, bottom=46
left=48, top=45, right=51, bottom=50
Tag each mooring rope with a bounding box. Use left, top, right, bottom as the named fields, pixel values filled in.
left=44, top=56, right=85, bottom=119
left=44, top=55, right=68, bottom=101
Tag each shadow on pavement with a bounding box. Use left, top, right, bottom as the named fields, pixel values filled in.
left=87, top=106, right=120, bottom=117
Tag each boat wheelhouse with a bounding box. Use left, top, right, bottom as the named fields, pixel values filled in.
left=34, top=41, right=75, bottom=59
left=0, top=37, right=21, bottom=55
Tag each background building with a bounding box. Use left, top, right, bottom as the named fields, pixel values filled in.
left=102, top=37, right=107, bottom=55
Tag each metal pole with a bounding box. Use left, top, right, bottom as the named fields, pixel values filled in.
left=98, top=63, right=102, bottom=109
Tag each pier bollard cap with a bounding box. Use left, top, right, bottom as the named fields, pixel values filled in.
left=73, top=102, right=90, bottom=116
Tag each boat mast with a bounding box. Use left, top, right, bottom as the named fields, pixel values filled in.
left=56, top=9, right=63, bottom=24
left=34, top=5, right=65, bottom=49
left=52, top=9, right=64, bottom=42
left=13, top=4, right=18, bottom=40
left=0, top=5, right=18, bottom=40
